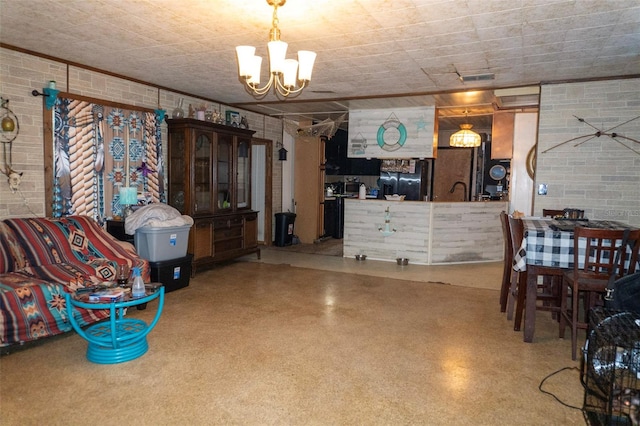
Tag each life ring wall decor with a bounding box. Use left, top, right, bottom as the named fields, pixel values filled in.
left=377, top=113, right=407, bottom=152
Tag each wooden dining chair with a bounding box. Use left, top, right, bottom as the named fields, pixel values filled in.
left=508, top=216, right=563, bottom=331
left=499, top=211, right=513, bottom=313
left=559, top=227, right=640, bottom=360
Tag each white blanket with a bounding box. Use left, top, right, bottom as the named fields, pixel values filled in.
left=124, top=203, right=193, bottom=235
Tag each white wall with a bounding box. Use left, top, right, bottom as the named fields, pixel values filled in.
left=535, top=79, right=640, bottom=227
left=509, top=113, right=537, bottom=216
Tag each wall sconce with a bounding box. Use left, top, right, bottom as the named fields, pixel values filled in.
left=1, top=97, right=22, bottom=190
left=277, top=142, right=288, bottom=161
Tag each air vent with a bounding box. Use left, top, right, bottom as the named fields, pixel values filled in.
left=460, top=73, right=495, bottom=82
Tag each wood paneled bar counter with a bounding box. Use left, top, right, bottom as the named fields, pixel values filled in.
left=343, top=199, right=508, bottom=264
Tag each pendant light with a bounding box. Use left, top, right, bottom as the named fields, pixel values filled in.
left=450, top=110, right=481, bottom=147
left=236, top=0, right=316, bottom=99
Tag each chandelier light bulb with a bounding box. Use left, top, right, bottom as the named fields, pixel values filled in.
left=236, top=46, right=256, bottom=78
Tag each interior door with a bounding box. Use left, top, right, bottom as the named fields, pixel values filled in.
left=294, top=136, right=323, bottom=244
left=432, top=148, right=473, bottom=202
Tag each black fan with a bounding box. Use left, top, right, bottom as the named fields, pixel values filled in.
left=583, top=308, right=640, bottom=425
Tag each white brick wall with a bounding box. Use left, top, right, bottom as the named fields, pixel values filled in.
left=0, top=47, right=283, bottom=220
left=535, top=79, right=640, bottom=227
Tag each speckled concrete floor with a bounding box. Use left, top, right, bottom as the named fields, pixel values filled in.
left=1, top=256, right=585, bottom=425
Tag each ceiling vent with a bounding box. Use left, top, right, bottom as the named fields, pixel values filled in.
left=459, top=73, right=495, bottom=83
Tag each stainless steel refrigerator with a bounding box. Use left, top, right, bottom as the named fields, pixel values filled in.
left=378, top=159, right=431, bottom=201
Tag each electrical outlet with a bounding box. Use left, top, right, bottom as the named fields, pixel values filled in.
left=538, top=183, right=548, bottom=195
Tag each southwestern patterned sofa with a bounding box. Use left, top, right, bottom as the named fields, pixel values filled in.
left=0, top=215, right=149, bottom=347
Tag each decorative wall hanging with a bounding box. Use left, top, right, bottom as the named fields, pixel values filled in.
left=283, top=113, right=346, bottom=140
left=0, top=97, right=22, bottom=191
left=348, top=107, right=436, bottom=159
left=48, top=95, right=165, bottom=222
left=378, top=207, right=396, bottom=237
left=377, top=113, right=407, bottom=152
left=541, top=115, right=640, bottom=156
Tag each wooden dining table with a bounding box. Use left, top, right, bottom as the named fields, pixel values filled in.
left=512, top=218, right=633, bottom=342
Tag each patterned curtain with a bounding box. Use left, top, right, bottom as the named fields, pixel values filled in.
left=52, top=97, right=165, bottom=222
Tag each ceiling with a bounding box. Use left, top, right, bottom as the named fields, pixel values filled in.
left=1, top=0, right=639, bottom=131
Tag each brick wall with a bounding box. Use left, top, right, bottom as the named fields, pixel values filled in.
left=535, top=79, right=640, bottom=227
left=0, top=47, right=283, bottom=222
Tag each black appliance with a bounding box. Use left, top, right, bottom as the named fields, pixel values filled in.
left=344, top=182, right=360, bottom=195
left=324, top=197, right=344, bottom=239
left=481, top=137, right=510, bottom=199
left=378, top=159, right=430, bottom=201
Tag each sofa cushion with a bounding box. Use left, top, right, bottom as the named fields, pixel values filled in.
left=0, top=272, right=109, bottom=346
left=0, top=222, right=27, bottom=273
left=3, top=216, right=149, bottom=283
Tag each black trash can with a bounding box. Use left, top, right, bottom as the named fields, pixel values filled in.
left=274, top=212, right=296, bottom=247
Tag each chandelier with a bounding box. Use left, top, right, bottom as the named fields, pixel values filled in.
left=236, top=0, right=316, bottom=99
left=449, top=110, right=481, bottom=147
left=450, top=123, right=481, bottom=147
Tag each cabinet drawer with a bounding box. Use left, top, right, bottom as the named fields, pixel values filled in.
left=214, top=226, right=242, bottom=241
left=192, top=220, right=214, bottom=260
left=213, top=216, right=243, bottom=229
left=215, top=238, right=243, bottom=253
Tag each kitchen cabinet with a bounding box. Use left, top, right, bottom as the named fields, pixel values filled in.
left=325, top=129, right=381, bottom=176
left=167, top=118, right=259, bottom=273
left=491, top=112, right=514, bottom=159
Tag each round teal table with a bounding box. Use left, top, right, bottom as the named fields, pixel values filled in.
left=65, top=286, right=164, bottom=364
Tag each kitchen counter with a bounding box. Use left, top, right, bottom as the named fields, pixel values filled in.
left=343, top=199, right=508, bottom=264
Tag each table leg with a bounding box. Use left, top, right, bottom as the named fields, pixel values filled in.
left=524, top=269, right=538, bottom=342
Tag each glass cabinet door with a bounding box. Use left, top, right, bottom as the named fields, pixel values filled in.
left=169, top=130, right=186, bottom=214
left=193, top=132, right=212, bottom=213
left=216, top=134, right=232, bottom=212
left=236, top=138, right=250, bottom=209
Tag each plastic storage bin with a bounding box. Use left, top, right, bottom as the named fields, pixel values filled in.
left=149, top=254, right=192, bottom=293
left=274, top=212, right=296, bottom=247
left=134, top=224, right=192, bottom=261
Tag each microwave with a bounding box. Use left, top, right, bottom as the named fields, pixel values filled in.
left=344, top=182, right=360, bottom=194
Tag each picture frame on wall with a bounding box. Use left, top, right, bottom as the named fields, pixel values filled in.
left=225, top=110, right=240, bottom=127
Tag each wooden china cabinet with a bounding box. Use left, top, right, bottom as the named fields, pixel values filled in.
left=167, top=118, right=259, bottom=273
